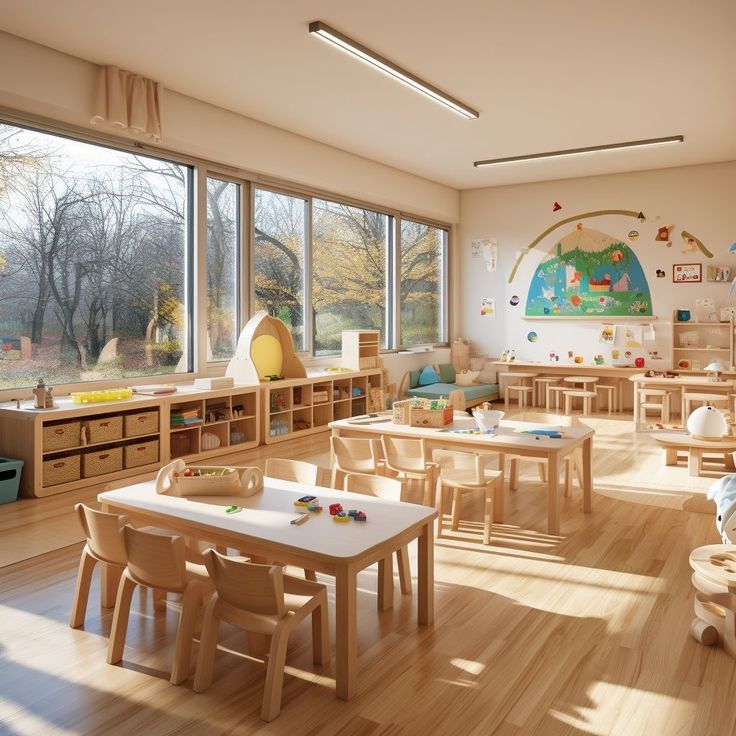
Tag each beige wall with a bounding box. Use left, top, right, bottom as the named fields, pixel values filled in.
left=459, top=161, right=736, bottom=368
left=0, top=31, right=459, bottom=223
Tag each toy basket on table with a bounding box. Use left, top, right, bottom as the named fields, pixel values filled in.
left=392, top=398, right=453, bottom=427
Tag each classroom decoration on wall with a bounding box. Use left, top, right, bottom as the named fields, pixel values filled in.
left=471, top=238, right=497, bottom=272
left=673, top=263, right=702, bottom=283
left=480, top=298, right=496, bottom=317
left=656, top=269, right=666, bottom=278
left=509, top=295, right=520, bottom=306
left=707, top=265, right=731, bottom=282
left=552, top=201, right=562, bottom=211
left=524, top=226, right=653, bottom=318
left=527, top=331, right=538, bottom=342
left=681, top=230, right=713, bottom=257
left=628, top=230, right=639, bottom=240
left=599, top=326, right=616, bottom=344
left=655, top=225, right=674, bottom=246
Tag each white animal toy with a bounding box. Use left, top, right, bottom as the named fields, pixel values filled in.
left=707, top=469, right=736, bottom=542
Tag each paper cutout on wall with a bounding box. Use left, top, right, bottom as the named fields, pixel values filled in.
left=599, top=326, right=616, bottom=344
left=525, top=226, right=653, bottom=318
left=655, top=225, right=674, bottom=246
left=628, top=230, right=639, bottom=240
left=729, top=243, right=736, bottom=254
left=655, top=269, right=665, bottom=278
left=680, top=230, right=713, bottom=258
left=624, top=327, right=642, bottom=348
left=510, top=295, right=520, bottom=306
left=480, top=298, right=495, bottom=317
left=637, top=212, right=645, bottom=221
left=552, top=201, right=562, bottom=212
left=471, top=238, right=497, bottom=272
left=527, top=331, right=538, bottom=342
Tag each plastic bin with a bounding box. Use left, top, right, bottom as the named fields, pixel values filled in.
left=0, top=457, right=24, bottom=504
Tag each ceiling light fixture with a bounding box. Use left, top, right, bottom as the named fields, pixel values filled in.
left=473, top=135, right=684, bottom=167
left=308, top=21, right=479, bottom=119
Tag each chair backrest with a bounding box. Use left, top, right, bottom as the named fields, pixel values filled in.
left=203, top=549, right=286, bottom=617
left=432, top=449, right=486, bottom=484
left=381, top=435, right=428, bottom=473
left=331, top=436, right=382, bottom=474
left=123, top=526, right=189, bottom=592
left=343, top=473, right=403, bottom=501
left=265, top=458, right=320, bottom=486
left=75, top=503, right=128, bottom=566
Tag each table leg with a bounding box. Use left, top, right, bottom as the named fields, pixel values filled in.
left=377, top=555, right=394, bottom=612
left=665, top=448, right=678, bottom=466
left=494, top=455, right=505, bottom=523
left=688, top=449, right=700, bottom=477
left=335, top=564, right=358, bottom=700
left=633, top=381, right=640, bottom=430
left=547, top=452, right=560, bottom=536
left=417, top=521, right=434, bottom=626
left=582, top=438, right=593, bottom=514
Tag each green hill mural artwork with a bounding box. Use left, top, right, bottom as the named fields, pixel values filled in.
left=525, top=226, right=653, bottom=318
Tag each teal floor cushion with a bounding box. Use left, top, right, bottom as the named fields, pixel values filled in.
left=407, top=382, right=498, bottom=402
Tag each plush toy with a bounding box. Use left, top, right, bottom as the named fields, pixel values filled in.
left=707, top=469, right=736, bottom=542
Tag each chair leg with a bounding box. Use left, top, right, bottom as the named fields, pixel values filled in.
left=107, top=573, right=137, bottom=665
left=396, top=546, right=412, bottom=595
left=564, top=394, right=571, bottom=416
left=261, top=623, right=291, bottom=722
left=153, top=588, right=168, bottom=612
left=504, top=386, right=510, bottom=410
left=193, top=597, right=220, bottom=693
left=451, top=490, right=462, bottom=531
left=483, top=485, right=493, bottom=545
left=69, top=547, right=97, bottom=628
left=436, top=485, right=446, bottom=539
left=311, top=592, right=330, bottom=665
left=170, top=582, right=204, bottom=685
left=537, top=462, right=546, bottom=483
left=510, top=458, right=519, bottom=491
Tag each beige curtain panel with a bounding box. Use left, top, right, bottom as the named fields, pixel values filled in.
left=91, top=65, right=162, bottom=142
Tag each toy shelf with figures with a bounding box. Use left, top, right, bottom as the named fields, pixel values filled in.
left=671, top=311, right=734, bottom=374
left=262, top=369, right=382, bottom=444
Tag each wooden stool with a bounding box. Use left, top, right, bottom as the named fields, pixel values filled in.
left=505, top=385, right=534, bottom=409
left=534, top=377, right=560, bottom=408
left=682, top=392, right=729, bottom=421
left=499, top=372, right=537, bottom=408
left=689, top=545, right=736, bottom=658
left=564, top=390, right=597, bottom=416
left=595, top=383, right=617, bottom=415
left=547, top=384, right=569, bottom=411
left=638, top=388, right=672, bottom=424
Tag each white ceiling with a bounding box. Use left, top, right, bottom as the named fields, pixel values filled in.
left=1, top=0, right=734, bottom=190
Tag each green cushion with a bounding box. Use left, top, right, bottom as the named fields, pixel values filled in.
left=409, top=370, right=421, bottom=389
left=438, top=363, right=456, bottom=383
left=407, top=383, right=498, bottom=401
left=418, top=366, right=440, bottom=386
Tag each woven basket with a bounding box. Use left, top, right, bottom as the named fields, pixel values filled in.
left=124, top=410, right=159, bottom=437
left=82, top=415, right=123, bottom=444
left=82, top=447, right=123, bottom=478
left=124, top=440, right=159, bottom=469
left=42, top=454, right=81, bottom=486
left=392, top=400, right=452, bottom=427
left=42, top=421, right=81, bottom=452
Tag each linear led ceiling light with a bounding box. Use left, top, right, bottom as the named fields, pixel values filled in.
left=473, top=135, right=684, bottom=167
left=308, top=20, right=479, bottom=119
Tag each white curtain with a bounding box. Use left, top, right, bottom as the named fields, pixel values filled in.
left=91, top=65, right=162, bottom=142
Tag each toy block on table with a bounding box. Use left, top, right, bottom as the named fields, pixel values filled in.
left=333, top=511, right=350, bottom=523
left=329, top=503, right=344, bottom=516
left=307, top=504, right=323, bottom=513
left=294, top=495, right=318, bottom=507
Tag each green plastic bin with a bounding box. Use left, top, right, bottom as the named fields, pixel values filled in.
left=0, top=458, right=23, bottom=504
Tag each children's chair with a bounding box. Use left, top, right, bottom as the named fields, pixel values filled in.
left=380, top=435, right=437, bottom=507
left=330, top=436, right=383, bottom=489
left=193, top=550, right=329, bottom=722
left=533, top=376, right=560, bottom=408
left=265, top=457, right=321, bottom=486
left=107, top=526, right=214, bottom=685
left=563, top=389, right=597, bottom=416
left=432, top=449, right=502, bottom=544
left=343, top=473, right=411, bottom=596
left=638, top=387, right=674, bottom=424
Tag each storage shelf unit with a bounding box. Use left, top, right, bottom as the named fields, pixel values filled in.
left=671, top=313, right=734, bottom=373
left=0, top=384, right=260, bottom=498
left=263, top=368, right=382, bottom=444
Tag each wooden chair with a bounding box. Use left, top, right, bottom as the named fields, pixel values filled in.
left=330, top=436, right=383, bottom=489
left=380, top=435, right=437, bottom=507
left=70, top=503, right=129, bottom=628
left=638, top=388, right=676, bottom=424
left=264, top=458, right=320, bottom=485
left=343, top=473, right=411, bottom=596
left=505, top=384, right=534, bottom=410
left=433, top=449, right=502, bottom=544
left=563, top=389, right=597, bottom=416
left=107, top=526, right=214, bottom=685
left=534, top=376, right=560, bottom=408
left=193, top=550, right=329, bottom=722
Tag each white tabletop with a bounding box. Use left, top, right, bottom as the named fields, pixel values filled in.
left=330, top=414, right=593, bottom=452
left=629, top=373, right=735, bottom=387
left=99, top=476, right=435, bottom=562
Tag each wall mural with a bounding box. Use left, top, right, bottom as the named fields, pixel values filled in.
left=525, top=226, right=653, bottom=317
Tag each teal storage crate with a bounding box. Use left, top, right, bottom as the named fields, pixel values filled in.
left=0, top=458, right=23, bottom=504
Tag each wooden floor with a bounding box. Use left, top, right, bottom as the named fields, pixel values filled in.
left=1, top=412, right=734, bottom=735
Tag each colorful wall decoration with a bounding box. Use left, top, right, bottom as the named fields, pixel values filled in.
left=525, top=226, right=653, bottom=318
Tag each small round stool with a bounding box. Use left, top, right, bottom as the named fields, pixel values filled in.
left=505, top=385, right=534, bottom=409
left=682, top=392, right=729, bottom=420
left=534, top=377, right=560, bottom=408
left=563, top=376, right=599, bottom=389
left=499, top=372, right=537, bottom=409
left=564, top=389, right=597, bottom=416
left=638, top=388, right=674, bottom=424
left=547, top=384, right=570, bottom=411
left=595, top=383, right=617, bottom=415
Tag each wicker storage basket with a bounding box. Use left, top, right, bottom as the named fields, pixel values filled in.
left=82, top=447, right=123, bottom=478
left=124, top=439, right=159, bottom=469
left=82, top=415, right=123, bottom=444
left=42, top=421, right=81, bottom=452
left=42, top=454, right=81, bottom=486
left=124, top=410, right=159, bottom=437
left=392, top=400, right=453, bottom=427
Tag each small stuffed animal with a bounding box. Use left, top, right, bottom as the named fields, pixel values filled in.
left=707, top=469, right=736, bottom=542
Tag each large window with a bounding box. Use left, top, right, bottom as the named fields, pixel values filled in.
left=0, top=123, right=192, bottom=389
left=400, top=219, right=447, bottom=345
left=206, top=177, right=239, bottom=360
left=313, top=199, right=391, bottom=355
left=254, top=189, right=307, bottom=352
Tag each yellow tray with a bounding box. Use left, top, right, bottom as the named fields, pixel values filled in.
left=70, top=388, right=134, bottom=403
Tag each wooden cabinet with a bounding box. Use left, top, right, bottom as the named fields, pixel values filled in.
left=263, top=369, right=382, bottom=444
left=671, top=313, right=734, bottom=373
left=0, top=385, right=260, bottom=498
left=342, top=330, right=381, bottom=371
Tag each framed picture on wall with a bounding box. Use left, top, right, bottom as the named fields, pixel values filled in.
left=673, top=263, right=702, bottom=283
left=707, top=265, right=731, bottom=282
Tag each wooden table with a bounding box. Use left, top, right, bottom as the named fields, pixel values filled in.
left=330, top=414, right=594, bottom=536
left=653, top=432, right=736, bottom=476
left=629, top=374, right=735, bottom=430
left=99, top=477, right=437, bottom=701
